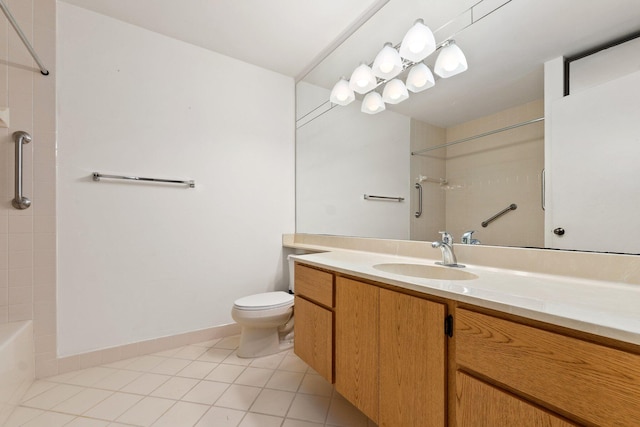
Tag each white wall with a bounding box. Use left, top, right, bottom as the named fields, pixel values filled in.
left=57, top=3, right=295, bottom=356
left=296, top=83, right=410, bottom=239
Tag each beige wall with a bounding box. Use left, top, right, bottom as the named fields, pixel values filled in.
left=410, top=100, right=544, bottom=246
left=0, top=0, right=57, bottom=377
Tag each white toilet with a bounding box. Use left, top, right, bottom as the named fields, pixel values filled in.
left=231, top=256, right=295, bottom=358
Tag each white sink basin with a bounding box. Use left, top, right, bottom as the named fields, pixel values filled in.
left=373, top=263, right=478, bottom=281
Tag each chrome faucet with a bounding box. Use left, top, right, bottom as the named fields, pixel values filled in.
left=461, top=230, right=481, bottom=245
left=432, top=231, right=463, bottom=267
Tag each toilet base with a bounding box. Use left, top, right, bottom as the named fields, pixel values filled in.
left=237, top=326, right=292, bottom=358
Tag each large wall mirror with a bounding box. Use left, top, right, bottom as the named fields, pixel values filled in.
left=296, top=0, right=640, bottom=254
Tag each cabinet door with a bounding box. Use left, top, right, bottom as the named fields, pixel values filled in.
left=294, top=296, right=333, bottom=383
left=335, top=277, right=379, bottom=423
left=456, top=372, right=577, bottom=427
left=379, top=289, right=446, bottom=427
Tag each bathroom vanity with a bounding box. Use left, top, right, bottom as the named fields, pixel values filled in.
left=289, top=243, right=640, bottom=427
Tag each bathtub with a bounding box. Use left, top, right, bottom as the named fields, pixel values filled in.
left=0, top=321, right=34, bottom=424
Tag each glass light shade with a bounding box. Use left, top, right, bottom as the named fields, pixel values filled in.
left=399, top=19, right=436, bottom=62
left=382, top=79, right=409, bottom=104
left=406, top=63, right=435, bottom=93
left=434, top=40, right=468, bottom=78
left=349, top=63, right=377, bottom=94
left=361, top=92, right=385, bottom=114
left=372, top=43, right=403, bottom=79
left=329, top=78, right=355, bottom=106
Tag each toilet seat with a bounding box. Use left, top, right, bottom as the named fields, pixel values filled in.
left=234, top=291, right=293, bottom=311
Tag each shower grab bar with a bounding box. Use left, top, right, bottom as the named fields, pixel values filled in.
left=12, top=131, right=32, bottom=210
left=0, top=1, right=49, bottom=75
left=481, top=203, right=517, bottom=228
left=92, top=172, right=195, bottom=188
left=414, top=183, right=423, bottom=218
left=364, top=194, right=404, bottom=202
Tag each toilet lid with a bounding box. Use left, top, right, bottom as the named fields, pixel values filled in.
left=234, top=291, right=294, bottom=310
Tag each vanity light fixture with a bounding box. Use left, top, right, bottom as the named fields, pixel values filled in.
left=382, top=78, right=409, bottom=104
left=372, top=42, right=403, bottom=79
left=434, top=40, right=468, bottom=78
left=406, top=62, right=435, bottom=93
left=329, top=77, right=355, bottom=106
left=349, top=63, right=377, bottom=94
left=361, top=91, right=386, bottom=114
left=399, top=19, right=436, bottom=63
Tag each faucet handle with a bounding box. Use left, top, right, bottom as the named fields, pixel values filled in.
left=438, top=231, right=453, bottom=245
left=461, top=230, right=475, bottom=244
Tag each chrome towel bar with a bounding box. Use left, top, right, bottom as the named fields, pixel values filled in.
left=414, top=183, right=423, bottom=218
left=364, top=194, right=404, bottom=202
left=12, top=131, right=31, bottom=209
left=481, top=203, right=517, bottom=228
left=92, top=172, right=195, bottom=188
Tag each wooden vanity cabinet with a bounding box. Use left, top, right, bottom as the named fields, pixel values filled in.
left=335, top=276, right=447, bottom=426
left=455, top=308, right=640, bottom=427
left=293, top=263, right=334, bottom=383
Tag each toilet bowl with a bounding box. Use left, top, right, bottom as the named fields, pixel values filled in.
left=231, top=256, right=296, bottom=358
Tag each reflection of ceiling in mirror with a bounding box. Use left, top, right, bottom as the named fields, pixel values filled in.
left=301, top=0, right=640, bottom=127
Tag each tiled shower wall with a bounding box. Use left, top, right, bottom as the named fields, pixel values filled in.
left=0, top=0, right=57, bottom=377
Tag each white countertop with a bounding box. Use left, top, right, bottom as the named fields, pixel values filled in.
left=291, top=250, right=640, bottom=346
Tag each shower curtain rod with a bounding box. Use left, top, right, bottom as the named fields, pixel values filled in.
left=0, top=0, right=49, bottom=75
left=411, top=117, right=544, bottom=156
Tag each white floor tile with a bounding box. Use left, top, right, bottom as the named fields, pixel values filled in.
left=287, top=394, right=331, bottom=424
left=197, top=348, right=234, bottom=363
left=3, top=406, right=44, bottom=427
left=172, top=345, right=209, bottom=360
left=279, top=355, right=310, bottom=373
left=123, top=355, right=167, bottom=372
left=195, top=406, right=245, bottom=427
left=149, top=357, right=191, bottom=375
left=182, top=380, right=229, bottom=405
left=214, top=336, right=240, bottom=349
left=234, top=367, right=274, bottom=387
left=298, top=373, right=334, bottom=397
left=222, top=351, right=253, bottom=367
left=249, top=353, right=286, bottom=369
left=51, top=388, right=112, bottom=415
left=21, top=411, right=76, bottom=427
left=177, top=360, right=218, bottom=379
left=205, top=363, right=245, bottom=383
left=238, top=412, right=283, bottom=427
left=65, top=367, right=118, bottom=387
left=153, top=347, right=182, bottom=358
left=214, top=384, right=261, bottom=411
left=265, top=370, right=304, bottom=392
left=22, top=384, right=85, bottom=410
left=65, top=417, right=111, bottom=426
left=116, top=396, right=175, bottom=426
left=20, top=380, right=57, bottom=401
left=150, top=376, right=200, bottom=400
left=83, top=392, right=143, bottom=421
left=120, top=373, right=171, bottom=395
left=193, top=338, right=222, bottom=348
left=151, top=401, right=209, bottom=427
left=250, top=388, right=295, bottom=417
left=93, top=369, right=142, bottom=391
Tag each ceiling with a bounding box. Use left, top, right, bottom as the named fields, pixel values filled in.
left=62, top=0, right=640, bottom=127
left=61, top=0, right=386, bottom=78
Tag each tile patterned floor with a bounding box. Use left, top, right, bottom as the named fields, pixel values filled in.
left=7, top=336, right=377, bottom=427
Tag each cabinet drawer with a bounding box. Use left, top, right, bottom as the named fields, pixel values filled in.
left=293, top=295, right=333, bottom=383
left=456, top=308, right=640, bottom=426
left=295, top=263, right=334, bottom=307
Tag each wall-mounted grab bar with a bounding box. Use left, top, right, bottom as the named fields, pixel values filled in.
left=414, top=183, right=423, bottom=218
left=92, top=172, right=195, bottom=188
left=481, top=203, right=517, bottom=227
left=0, top=1, right=49, bottom=75
left=12, top=131, right=31, bottom=210
left=364, top=194, right=404, bottom=202
left=417, top=174, right=448, bottom=185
